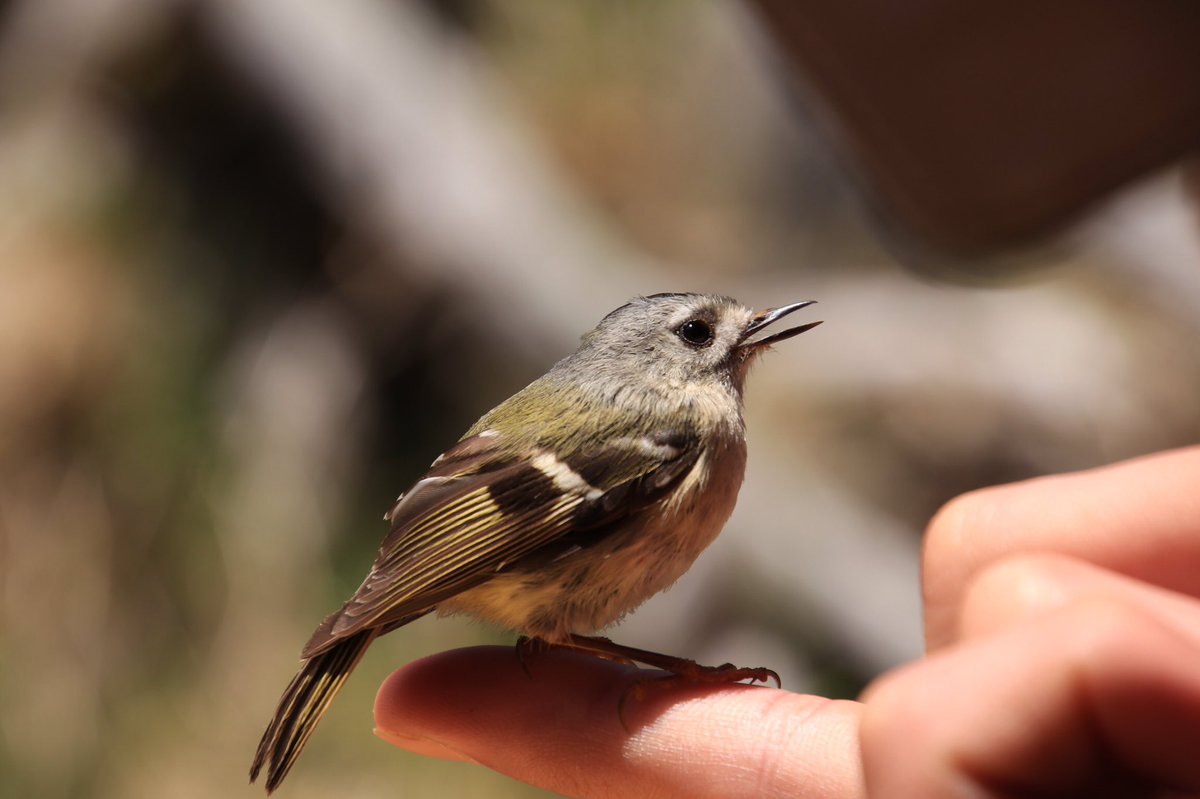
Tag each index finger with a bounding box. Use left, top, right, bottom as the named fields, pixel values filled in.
left=375, top=646, right=865, bottom=799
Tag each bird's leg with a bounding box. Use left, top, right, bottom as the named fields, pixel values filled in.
left=518, top=633, right=780, bottom=685
left=518, top=634, right=780, bottom=728
left=515, top=634, right=638, bottom=672
left=563, top=633, right=781, bottom=688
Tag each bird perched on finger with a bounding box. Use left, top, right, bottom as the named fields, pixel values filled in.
left=250, top=292, right=821, bottom=792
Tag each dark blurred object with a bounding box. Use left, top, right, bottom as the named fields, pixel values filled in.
left=747, top=0, right=1200, bottom=254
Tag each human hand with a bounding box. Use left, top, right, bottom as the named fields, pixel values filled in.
left=374, top=447, right=1200, bottom=798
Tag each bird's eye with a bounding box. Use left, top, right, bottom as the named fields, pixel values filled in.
left=677, top=319, right=714, bottom=347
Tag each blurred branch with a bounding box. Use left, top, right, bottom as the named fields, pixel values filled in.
left=202, top=0, right=658, bottom=359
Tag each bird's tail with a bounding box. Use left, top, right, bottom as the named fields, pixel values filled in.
left=250, top=629, right=377, bottom=793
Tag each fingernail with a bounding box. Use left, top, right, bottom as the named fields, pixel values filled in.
left=373, top=727, right=480, bottom=764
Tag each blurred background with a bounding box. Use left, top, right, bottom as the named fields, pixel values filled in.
left=2, top=1, right=1199, bottom=797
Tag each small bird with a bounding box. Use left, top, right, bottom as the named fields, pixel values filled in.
left=250, top=292, right=821, bottom=792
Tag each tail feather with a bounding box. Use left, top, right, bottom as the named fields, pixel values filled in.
left=250, top=629, right=377, bottom=793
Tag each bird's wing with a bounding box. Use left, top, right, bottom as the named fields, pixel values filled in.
left=301, top=428, right=700, bottom=657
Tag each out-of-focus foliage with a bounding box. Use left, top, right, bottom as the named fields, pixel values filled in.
left=2, top=1, right=1198, bottom=798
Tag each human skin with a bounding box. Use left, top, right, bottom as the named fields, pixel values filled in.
left=374, top=446, right=1200, bottom=798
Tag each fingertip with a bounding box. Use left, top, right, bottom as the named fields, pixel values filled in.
left=958, top=554, right=1200, bottom=649
left=374, top=646, right=514, bottom=757
left=374, top=646, right=525, bottom=730
left=373, top=645, right=637, bottom=745
left=922, top=483, right=1012, bottom=649
left=956, top=553, right=1078, bottom=640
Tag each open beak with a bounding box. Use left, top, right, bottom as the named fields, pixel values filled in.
left=737, top=301, right=822, bottom=351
